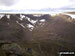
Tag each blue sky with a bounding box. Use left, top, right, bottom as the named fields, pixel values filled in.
left=0, top=0, right=75, bottom=12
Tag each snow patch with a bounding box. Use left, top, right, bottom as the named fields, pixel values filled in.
left=7, top=15, right=10, bottom=19
left=62, top=13, right=75, bottom=19
left=0, top=15, right=4, bottom=19
left=27, top=24, right=34, bottom=28
left=27, top=17, right=31, bottom=21
left=16, top=21, right=19, bottom=23
left=27, top=24, right=34, bottom=31
left=20, top=24, right=25, bottom=28
left=30, top=20, right=37, bottom=24
left=20, top=15, right=25, bottom=20
left=67, top=14, right=75, bottom=19
left=16, top=21, right=25, bottom=28
left=20, top=15, right=25, bottom=18
left=40, top=19, right=45, bottom=22
left=33, top=15, right=41, bottom=17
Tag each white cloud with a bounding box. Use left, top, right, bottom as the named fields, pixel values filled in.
left=0, top=0, right=20, bottom=6
left=11, top=0, right=75, bottom=9
left=0, top=0, right=75, bottom=10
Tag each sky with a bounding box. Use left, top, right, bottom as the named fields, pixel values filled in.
left=0, top=0, right=75, bottom=10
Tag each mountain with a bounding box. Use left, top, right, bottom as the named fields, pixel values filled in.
left=0, top=13, right=75, bottom=56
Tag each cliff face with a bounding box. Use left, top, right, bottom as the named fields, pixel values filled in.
left=0, top=14, right=75, bottom=56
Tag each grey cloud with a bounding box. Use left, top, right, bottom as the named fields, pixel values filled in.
left=69, top=0, right=75, bottom=2
left=0, top=0, right=19, bottom=6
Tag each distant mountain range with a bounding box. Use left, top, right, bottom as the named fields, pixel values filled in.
left=0, top=8, right=75, bottom=13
